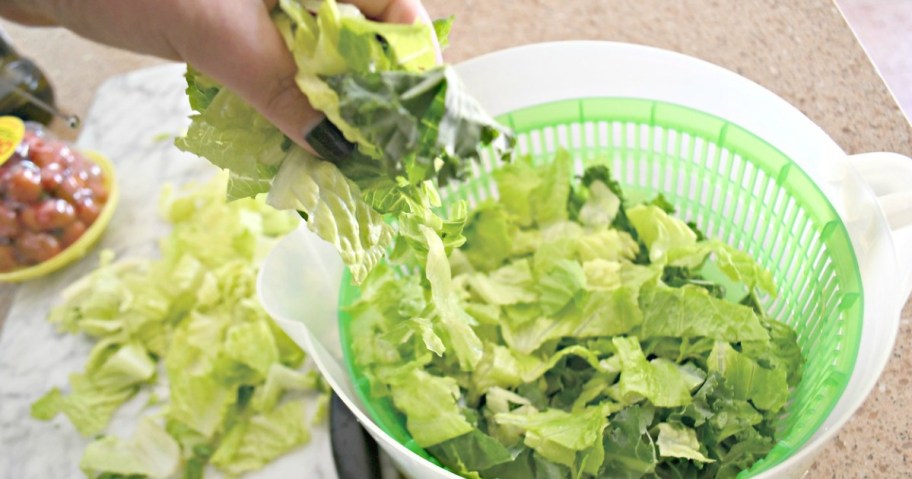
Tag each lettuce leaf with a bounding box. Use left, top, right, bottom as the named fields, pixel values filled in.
left=600, top=405, right=657, bottom=478
left=494, top=406, right=608, bottom=472
left=210, top=400, right=312, bottom=475
left=427, top=430, right=514, bottom=475
left=655, top=422, right=714, bottom=463
left=578, top=180, right=621, bottom=228
left=30, top=376, right=137, bottom=437
left=388, top=367, right=474, bottom=447
left=637, top=285, right=769, bottom=342
left=462, top=201, right=517, bottom=272
left=493, top=155, right=542, bottom=227
left=536, top=259, right=586, bottom=316
left=79, top=418, right=180, bottom=479
left=530, top=150, right=573, bottom=225
left=266, top=148, right=394, bottom=283
left=612, top=337, right=692, bottom=408
left=708, top=341, right=789, bottom=412
left=423, top=224, right=484, bottom=370
left=326, top=66, right=508, bottom=185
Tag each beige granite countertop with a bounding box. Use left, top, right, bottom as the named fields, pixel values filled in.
left=1, top=0, right=910, bottom=477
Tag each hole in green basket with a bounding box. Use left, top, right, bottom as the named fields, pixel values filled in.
left=338, top=97, right=863, bottom=478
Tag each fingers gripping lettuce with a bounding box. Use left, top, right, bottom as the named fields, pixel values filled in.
left=176, top=0, right=512, bottom=283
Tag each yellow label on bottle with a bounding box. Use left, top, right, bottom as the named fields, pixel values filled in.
left=0, top=116, right=25, bottom=166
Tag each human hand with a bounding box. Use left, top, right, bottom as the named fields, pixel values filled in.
left=0, top=0, right=439, bottom=151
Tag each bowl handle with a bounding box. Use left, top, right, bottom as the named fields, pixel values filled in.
left=848, top=152, right=912, bottom=305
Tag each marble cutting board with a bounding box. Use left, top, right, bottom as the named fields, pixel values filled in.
left=0, top=64, right=338, bottom=479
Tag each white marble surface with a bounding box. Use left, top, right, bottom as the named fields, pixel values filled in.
left=0, top=64, right=339, bottom=479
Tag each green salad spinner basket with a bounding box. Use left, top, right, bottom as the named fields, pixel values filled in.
left=259, top=42, right=912, bottom=479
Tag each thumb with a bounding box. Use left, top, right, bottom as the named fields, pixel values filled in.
left=172, top=0, right=323, bottom=152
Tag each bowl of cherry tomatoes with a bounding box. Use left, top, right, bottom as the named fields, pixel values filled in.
left=0, top=124, right=118, bottom=282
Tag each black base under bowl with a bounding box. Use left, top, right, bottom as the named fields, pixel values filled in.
left=330, top=393, right=384, bottom=479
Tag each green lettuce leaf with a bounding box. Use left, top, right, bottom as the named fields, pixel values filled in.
left=638, top=285, right=769, bottom=342
left=428, top=430, right=514, bottom=475
left=210, top=400, right=311, bottom=475
left=710, top=241, right=777, bottom=296
left=680, top=373, right=764, bottom=444
left=252, top=364, right=322, bottom=412
left=536, top=259, right=586, bottom=316
left=30, top=378, right=135, bottom=438
left=612, top=337, right=693, bottom=408
left=741, top=316, right=804, bottom=387
left=224, top=319, right=280, bottom=377
left=708, top=341, right=789, bottom=412
left=326, top=66, right=509, bottom=185
left=462, top=201, right=517, bottom=272
left=80, top=418, right=180, bottom=479
left=575, top=229, right=640, bottom=263
left=574, top=287, right=643, bottom=337
left=578, top=180, right=622, bottom=228
left=493, top=155, right=542, bottom=227
left=494, top=406, right=607, bottom=472
left=175, top=69, right=286, bottom=201
left=465, top=261, right=536, bottom=306
left=532, top=150, right=573, bottom=225
left=423, top=224, right=484, bottom=370
left=275, top=0, right=439, bottom=150
left=655, top=422, right=714, bottom=463
left=266, top=148, right=395, bottom=283
left=600, top=405, right=657, bottom=478
left=626, top=204, right=698, bottom=266
left=388, top=367, right=474, bottom=447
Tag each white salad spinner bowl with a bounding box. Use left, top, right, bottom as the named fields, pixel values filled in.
left=259, top=42, right=912, bottom=478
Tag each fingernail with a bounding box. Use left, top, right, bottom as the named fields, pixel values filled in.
left=305, top=118, right=355, bottom=162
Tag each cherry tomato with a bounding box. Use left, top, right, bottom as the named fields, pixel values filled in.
left=27, top=140, right=60, bottom=168
left=86, top=178, right=109, bottom=202
left=75, top=197, right=101, bottom=224
left=55, top=175, right=87, bottom=203
left=35, top=199, right=77, bottom=230
left=86, top=163, right=103, bottom=180
left=15, top=231, right=61, bottom=264
left=0, top=205, right=18, bottom=238
left=18, top=206, right=40, bottom=232
left=6, top=162, right=43, bottom=203
left=60, top=220, right=87, bottom=248
left=40, top=162, right=64, bottom=191
left=0, top=245, right=18, bottom=272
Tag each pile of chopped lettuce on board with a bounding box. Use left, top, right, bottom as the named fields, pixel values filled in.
left=30, top=174, right=329, bottom=478
left=346, top=152, right=804, bottom=478
left=176, top=0, right=511, bottom=285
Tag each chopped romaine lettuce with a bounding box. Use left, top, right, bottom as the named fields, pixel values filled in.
left=348, top=152, right=803, bottom=478
left=32, top=174, right=328, bottom=477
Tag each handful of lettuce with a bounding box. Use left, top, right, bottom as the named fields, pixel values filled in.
left=346, top=151, right=804, bottom=479
left=176, top=0, right=511, bottom=283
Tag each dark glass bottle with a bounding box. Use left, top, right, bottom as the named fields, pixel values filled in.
left=0, top=30, right=55, bottom=125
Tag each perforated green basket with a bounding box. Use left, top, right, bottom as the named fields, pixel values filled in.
left=339, top=97, right=863, bottom=477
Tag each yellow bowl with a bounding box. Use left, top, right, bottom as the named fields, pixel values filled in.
left=0, top=150, right=119, bottom=282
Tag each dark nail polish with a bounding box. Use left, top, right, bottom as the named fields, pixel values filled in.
left=305, top=119, right=355, bottom=163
